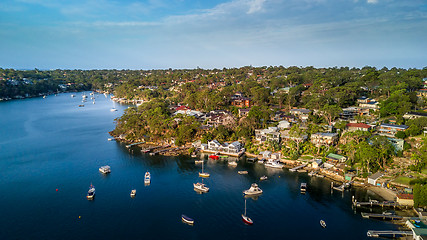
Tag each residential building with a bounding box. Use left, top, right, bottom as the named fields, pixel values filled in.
left=378, top=124, right=409, bottom=137
left=205, top=111, right=236, bottom=128
left=346, top=122, right=372, bottom=132
left=238, top=108, right=250, bottom=117
left=403, top=112, right=427, bottom=120
left=310, top=132, right=338, bottom=146
left=255, top=127, right=281, bottom=143
left=340, top=107, right=359, bottom=120
left=397, top=194, right=414, bottom=206
left=231, top=92, right=253, bottom=108
left=280, top=130, right=308, bottom=143
left=277, top=120, right=291, bottom=130
left=326, top=153, right=347, bottom=163
left=290, top=108, right=312, bottom=121
left=204, top=140, right=244, bottom=154
left=417, top=89, right=427, bottom=98
left=368, top=172, right=383, bottom=186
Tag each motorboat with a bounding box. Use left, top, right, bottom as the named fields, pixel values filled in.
left=194, top=160, right=203, bottom=164
left=110, top=108, right=117, bottom=112
left=260, top=175, right=268, bottom=181
left=209, top=155, right=219, bottom=160
left=238, top=171, right=248, bottom=175
left=87, top=184, right=95, bottom=200
left=320, top=220, right=326, bottom=228
left=243, top=183, right=263, bottom=195
left=130, top=189, right=136, bottom=197
left=144, top=171, right=151, bottom=184
left=181, top=214, right=194, bottom=225
left=242, top=198, right=253, bottom=225
left=300, top=183, right=307, bottom=193
left=99, top=165, right=111, bottom=174
left=264, top=161, right=284, bottom=169
left=193, top=180, right=209, bottom=193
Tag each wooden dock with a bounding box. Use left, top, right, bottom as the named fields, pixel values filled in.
left=141, top=145, right=163, bottom=153
left=353, top=200, right=409, bottom=209
left=361, top=212, right=403, bottom=220
left=367, top=230, right=412, bottom=238
left=126, top=141, right=145, bottom=148
left=289, top=164, right=307, bottom=172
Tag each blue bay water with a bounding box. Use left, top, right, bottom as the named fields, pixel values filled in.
left=0, top=93, right=397, bottom=239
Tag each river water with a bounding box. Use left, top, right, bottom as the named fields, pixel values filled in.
left=0, top=93, right=398, bottom=239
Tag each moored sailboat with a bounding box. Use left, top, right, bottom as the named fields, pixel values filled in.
left=199, top=160, right=210, bottom=178
left=242, top=198, right=253, bottom=225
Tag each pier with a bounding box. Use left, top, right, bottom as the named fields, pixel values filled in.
left=126, top=141, right=145, bottom=148
left=289, top=164, right=307, bottom=172
left=141, top=145, right=163, bottom=153
left=367, top=230, right=412, bottom=238
left=361, top=212, right=403, bottom=220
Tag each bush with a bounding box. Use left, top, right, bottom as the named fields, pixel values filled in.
left=395, top=131, right=406, bottom=139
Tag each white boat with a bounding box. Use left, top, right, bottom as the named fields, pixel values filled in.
left=82, top=94, right=87, bottom=99
left=71, top=94, right=75, bottom=98
left=238, top=170, right=248, bottom=175
left=193, top=178, right=209, bottom=193
left=320, top=220, right=326, bottom=228
left=300, top=183, right=307, bottom=193
left=130, top=189, right=136, bottom=197
left=264, top=161, right=284, bottom=169
left=243, top=183, right=263, bottom=195
left=43, top=95, right=46, bottom=99
left=260, top=175, right=268, bottom=181
left=242, top=198, right=253, bottom=225
left=99, top=165, right=111, bottom=174
left=194, top=160, right=203, bottom=164
left=86, top=183, right=95, bottom=200
left=144, top=171, right=151, bottom=184
left=199, top=161, right=210, bottom=178
left=228, top=161, right=237, bottom=167
left=110, top=108, right=117, bottom=112
left=181, top=215, right=194, bottom=225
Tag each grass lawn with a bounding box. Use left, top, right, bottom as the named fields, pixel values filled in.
left=392, top=176, right=412, bottom=186
left=300, top=155, right=313, bottom=160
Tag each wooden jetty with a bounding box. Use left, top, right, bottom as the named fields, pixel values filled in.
left=150, top=147, right=182, bottom=156
left=289, top=164, right=307, bottom=172
left=331, top=182, right=344, bottom=191
left=126, top=141, right=145, bottom=148
left=361, top=212, right=403, bottom=220
left=141, top=145, right=162, bottom=153
left=367, top=230, right=412, bottom=238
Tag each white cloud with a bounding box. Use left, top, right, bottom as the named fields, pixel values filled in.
left=367, top=0, right=378, bottom=4
left=247, top=0, right=266, bottom=14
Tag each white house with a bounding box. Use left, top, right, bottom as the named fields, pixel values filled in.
left=368, top=172, right=383, bottom=186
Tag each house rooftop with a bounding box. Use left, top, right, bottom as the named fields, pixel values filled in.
left=346, top=123, right=371, bottom=129
left=380, top=124, right=409, bottom=129
left=368, top=172, right=383, bottom=180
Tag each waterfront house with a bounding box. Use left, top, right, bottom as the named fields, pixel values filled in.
left=204, top=140, right=244, bottom=155
left=271, top=152, right=281, bottom=160
left=255, top=127, right=281, bottom=143
left=378, top=124, right=409, bottom=137
left=259, top=151, right=272, bottom=159
left=346, top=122, right=372, bottom=132
left=205, top=110, right=236, bottom=128
left=280, top=130, right=308, bottom=143
left=396, top=194, right=414, bottom=206
left=310, top=132, right=338, bottom=146
left=368, top=172, right=383, bottom=186
left=326, top=153, right=347, bottom=163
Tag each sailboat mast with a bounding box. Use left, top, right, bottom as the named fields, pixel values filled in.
left=244, top=198, right=247, bottom=216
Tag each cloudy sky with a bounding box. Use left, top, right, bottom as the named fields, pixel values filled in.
left=0, top=0, right=426, bottom=69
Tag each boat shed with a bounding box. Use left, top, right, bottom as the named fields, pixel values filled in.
left=368, top=172, right=383, bottom=186
left=397, top=194, right=414, bottom=206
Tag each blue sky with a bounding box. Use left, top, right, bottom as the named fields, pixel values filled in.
left=0, top=0, right=426, bottom=70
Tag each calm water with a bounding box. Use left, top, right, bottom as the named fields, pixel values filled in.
left=0, top=93, right=397, bottom=240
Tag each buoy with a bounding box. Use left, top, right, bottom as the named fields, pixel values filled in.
left=79, top=216, right=81, bottom=219
left=56, top=189, right=58, bottom=191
